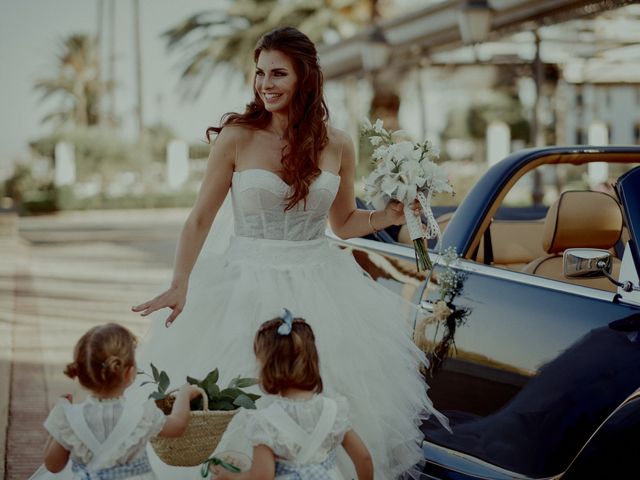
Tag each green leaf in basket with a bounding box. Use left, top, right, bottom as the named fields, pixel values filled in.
left=233, top=393, right=256, bottom=409
left=246, top=393, right=261, bottom=402
left=210, top=400, right=236, bottom=411
left=227, top=376, right=239, bottom=389
left=150, top=391, right=168, bottom=401
left=151, top=363, right=160, bottom=382
left=219, top=388, right=244, bottom=399
left=228, top=377, right=258, bottom=389
left=186, top=375, right=201, bottom=386
left=204, top=368, right=219, bottom=386
left=205, top=382, right=220, bottom=400
left=158, top=371, right=170, bottom=393
left=139, top=381, right=155, bottom=387
left=202, top=372, right=219, bottom=396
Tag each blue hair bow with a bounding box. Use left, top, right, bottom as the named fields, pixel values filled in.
left=277, top=308, right=293, bottom=336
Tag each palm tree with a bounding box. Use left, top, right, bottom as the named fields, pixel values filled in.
left=163, top=0, right=374, bottom=98
left=34, top=33, right=111, bottom=127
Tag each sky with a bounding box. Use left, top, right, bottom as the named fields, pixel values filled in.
left=0, top=0, right=248, bottom=174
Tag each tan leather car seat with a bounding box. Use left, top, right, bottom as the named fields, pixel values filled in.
left=521, top=191, right=623, bottom=291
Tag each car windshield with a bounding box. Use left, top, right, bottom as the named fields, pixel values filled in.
left=616, top=166, right=640, bottom=301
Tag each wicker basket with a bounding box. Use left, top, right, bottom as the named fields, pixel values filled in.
left=150, top=390, right=238, bottom=467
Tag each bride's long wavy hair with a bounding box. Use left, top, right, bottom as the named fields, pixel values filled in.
left=206, top=26, right=329, bottom=210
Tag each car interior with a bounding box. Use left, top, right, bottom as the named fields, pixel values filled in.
left=444, top=195, right=627, bottom=293
left=363, top=161, right=636, bottom=293
left=519, top=190, right=624, bottom=290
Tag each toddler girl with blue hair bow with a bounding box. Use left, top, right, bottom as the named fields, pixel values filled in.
left=211, top=309, right=373, bottom=480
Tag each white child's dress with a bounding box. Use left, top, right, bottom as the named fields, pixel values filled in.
left=38, top=395, right=166, bottom=479
left=243, top=394, right=350, bottom=480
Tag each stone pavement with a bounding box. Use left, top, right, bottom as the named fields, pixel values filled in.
left=1, top=209, right=184, bottom=478
left=0, top=211, right=28, bottom=479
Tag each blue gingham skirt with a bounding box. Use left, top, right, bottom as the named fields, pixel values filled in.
left=71, top=454, right=154, bottom=480
left=275, top=450, right=338, bottom=480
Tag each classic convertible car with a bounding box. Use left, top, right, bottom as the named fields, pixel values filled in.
left=331, top=146, right=640, bottom=479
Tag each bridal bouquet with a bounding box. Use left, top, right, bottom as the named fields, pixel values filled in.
left=362, top=118, right=453, bottom=271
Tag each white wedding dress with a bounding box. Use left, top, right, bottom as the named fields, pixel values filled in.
left=31, top=168, right=447, bottom=480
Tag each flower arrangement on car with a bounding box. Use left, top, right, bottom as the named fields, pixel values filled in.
left=362, top=118, right=454, bottom=270
left=139, top=364, right=259, bottom=467
left=413, top=247, right=471, bottom=377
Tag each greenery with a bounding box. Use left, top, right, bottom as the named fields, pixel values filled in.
left=427, top=247, right=470, bottom=377
left=34, top=33, right=112, bottom=127
left=163, top=1, right=403, bottom=128
left=60, top=189, right=198, bottom=211
left=467, top=93, right=530, bottom=143
left=3, top=166, right=198, bottom=215
left=28, top=125, right=177, bottom=183
left=163, top=0, right=372, bottom=97
left=3, top=165, right=59, bottom=214
left=442, top=90, right=530, bottom=152
left=189, top=141, right=212, bottom=160
left=140, top=363, right=260, bottom=412
left=1, top=122, right=190, bottom=215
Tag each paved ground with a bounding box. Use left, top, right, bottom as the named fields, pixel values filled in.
left=0, top=209, right=188, bottom=479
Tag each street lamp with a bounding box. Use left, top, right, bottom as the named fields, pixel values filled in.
left=361, top=25, right=391, bottom=73
left=457, top=0, right=493, bottom=44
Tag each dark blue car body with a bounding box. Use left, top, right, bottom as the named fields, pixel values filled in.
left=332, top=147, right=640, bottom=479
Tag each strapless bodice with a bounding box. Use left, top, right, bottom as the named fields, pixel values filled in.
left=231, top=169, right=340, bottom=241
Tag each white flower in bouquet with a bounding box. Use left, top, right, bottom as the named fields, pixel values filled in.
left=362, top=119, right=454, bottom=271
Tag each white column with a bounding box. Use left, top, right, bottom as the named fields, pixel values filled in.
left=486, top=121, right=510, bottom=167
left=54, top=141, right=76, bottom=186
left=166, top=140, right=189, bottom=190
left=587, top=121, right=609, bottom=188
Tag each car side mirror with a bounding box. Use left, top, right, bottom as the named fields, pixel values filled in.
left=564, top=247, right=640, bottom=293
left=564, top=248, right=613, bottom=278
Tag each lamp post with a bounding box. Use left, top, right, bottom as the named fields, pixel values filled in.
left=457, top=0, right=493, bottom=44
left=361, top=24, right=398, bottom=130
left=361, top=25, right=390, bottom=73
left=531, top=30, right=544, bottom=205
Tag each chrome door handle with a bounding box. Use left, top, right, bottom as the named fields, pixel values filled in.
left=420, top=300, right=435, bottom=314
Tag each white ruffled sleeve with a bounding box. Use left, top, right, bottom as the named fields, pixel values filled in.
left=115, top=399, right=166, bottom=464
left=43, top=399, right=95, bottom=464
left=331, top=395, right=352, bottom=444
left=244, top=410, right=278, bottom=450
left=142, top=398, right=167, bottom=438
left=43, top=399, right=74, bottom=451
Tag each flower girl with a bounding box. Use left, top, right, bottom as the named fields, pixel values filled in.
left=211, top=309, right=373, bottom=480
left=39, top=323, right=202, bottom=479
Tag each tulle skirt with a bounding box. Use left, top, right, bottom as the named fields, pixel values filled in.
left=134, top=235, right=448, bottom=479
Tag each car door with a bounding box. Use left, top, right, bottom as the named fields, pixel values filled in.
left=418, top=167, right=640, bottom=479
left=330, top=232, right=640, bottom=478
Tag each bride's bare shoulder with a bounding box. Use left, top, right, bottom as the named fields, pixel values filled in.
left=327, top=126, right=355, bottom=165
left=327, top=125, right=352, bottom=147
left=216, top=124, right=254, bottom=142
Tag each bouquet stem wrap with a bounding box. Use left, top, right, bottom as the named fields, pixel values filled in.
left=403, top=191, right=441, bottom=271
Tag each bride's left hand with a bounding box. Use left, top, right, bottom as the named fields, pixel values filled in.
left=384, top=199, right=422, bottom=226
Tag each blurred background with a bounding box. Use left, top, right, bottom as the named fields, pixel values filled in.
left=2, top=0, right=640, bottom=214
left=1, top=2, right=640, bottom=477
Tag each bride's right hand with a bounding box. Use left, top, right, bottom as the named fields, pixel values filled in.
left=132, top=285, right=187, bottom=327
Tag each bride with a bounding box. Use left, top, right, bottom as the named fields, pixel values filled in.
left=131, top=26, right=447, bottom=479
